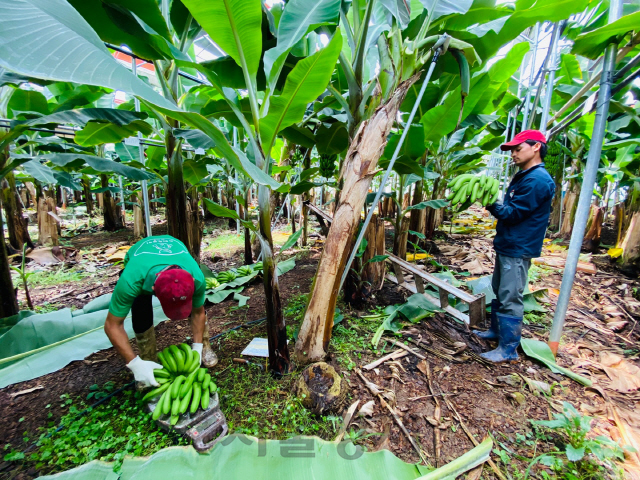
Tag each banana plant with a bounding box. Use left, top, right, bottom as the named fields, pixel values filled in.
left=294, top=0, right=480, bottom=364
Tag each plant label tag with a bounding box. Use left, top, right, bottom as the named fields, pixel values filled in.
left=124, top=137, right=140, bottom=146
left=195, top=148, right=206, bottom=155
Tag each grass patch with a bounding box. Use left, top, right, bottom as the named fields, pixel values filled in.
left=203, top=232, right=245, bottom=257
left=14, top=266, right=87, bottom=288
left=3, top=383, right=188, bottom=476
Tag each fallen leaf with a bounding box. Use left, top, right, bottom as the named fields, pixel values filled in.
left=599, top=352, right=640, bottom=393
left=358, top=400, right=375, bottom=417
left=459, top=258, right=487, bottom=275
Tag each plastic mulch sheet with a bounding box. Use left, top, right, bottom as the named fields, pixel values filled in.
left=39, top=435, right=433, bottom=480
left=0, top=294, right=168, bottom=389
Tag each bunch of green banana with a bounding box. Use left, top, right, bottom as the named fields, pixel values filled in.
left=253, top=262, right=263, bottom=272
left=319, top=153, right=336, bottom=178
left=237, top=265, right=254, bottom=277
left=545, top=141, right=563, bottom=180
left=216, top=270, right=237, bottom=284
left=144, top=343, right=219, bottom=425
left=205, top=277, right=220, bottom=290
left=446, top=174, right=500, bottom=210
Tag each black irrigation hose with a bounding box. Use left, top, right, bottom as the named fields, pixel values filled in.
left=21, top=316, right=268, bottom=453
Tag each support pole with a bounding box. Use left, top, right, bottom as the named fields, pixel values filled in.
left=118, top=176, right=125, bottom=223
left=548, top=0, right=622, bottom=355
left=132, top=58, right=152, bottom=237
left=539, top=22, right=562, bottom=136
left=338, top=44, right=444, bottom=292
left=521, top=22, right=540, bottom=130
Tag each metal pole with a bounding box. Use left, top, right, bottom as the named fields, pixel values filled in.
left=539, top=22, right=561, bottom=136
left=521, top=22, right=540, bottom=131
left=338, top=47, right=443, bottom=291
left=118, top=176, right=125, bottom=223
left=132, top=58, right=152, bottom=237
left=548, top=0, right=622, bottom=355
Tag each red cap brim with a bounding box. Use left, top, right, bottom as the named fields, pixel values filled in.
left=500, top=140, right=521, bottom=151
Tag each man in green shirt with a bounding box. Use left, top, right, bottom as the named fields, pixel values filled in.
left=104, top=235, right=217, bottom=387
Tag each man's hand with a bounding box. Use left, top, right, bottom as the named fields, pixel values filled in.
left=127, top=356, right=163, bottom=387
left=192, top=343, right=203, bottom=365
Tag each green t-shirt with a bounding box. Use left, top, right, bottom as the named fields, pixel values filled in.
left=108, top=235, right=205, bottom=317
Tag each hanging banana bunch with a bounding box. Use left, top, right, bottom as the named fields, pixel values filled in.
left=319, top=153, right=337, bottom=178
left=545, top=141, right=563, bottom=180
left=446, top=174, right=500, bottom=210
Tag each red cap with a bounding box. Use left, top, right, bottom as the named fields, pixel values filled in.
left=154, top=268, right=194, bottom=320
left=500, top=129, right=547, bottom=151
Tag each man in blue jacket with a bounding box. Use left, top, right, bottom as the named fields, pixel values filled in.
left=474, top=130, right=555, bottom=363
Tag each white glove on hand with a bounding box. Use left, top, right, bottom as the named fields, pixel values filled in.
left=192, top=343, right=203, bottom=364
left=127, top=356, right=163, bottom=387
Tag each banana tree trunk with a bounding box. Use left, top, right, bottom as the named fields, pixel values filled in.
left=166, top=130, right=192, bottom=250
left=241, top=188, right=253, bottom=265
left=258, top=185, right=289, bottom=375
left=0, top=149, right=19, bottom=317
left=82, top=180, right=93, bottom=217
left=621, top=211, right=640, bottom=273
left=101, top=175, right=122, bottom=232
left=1, top=172, right=34, bottom=250
left=187, top=194, right=202, bottom=262
left=295, top=79, right=415, bottom=364
left=302, top=153, right=311, bottom=246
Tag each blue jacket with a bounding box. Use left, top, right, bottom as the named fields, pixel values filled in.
left=487, top=163, right=555, bottom=259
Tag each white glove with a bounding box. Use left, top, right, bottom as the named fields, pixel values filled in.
left=192, top=343, right=203, bottom=364
left=127, top=356, right=163, bottom=387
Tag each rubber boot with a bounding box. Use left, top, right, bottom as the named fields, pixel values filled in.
left=201, top=324, right=218, bottom=368
left=135, top=326, right=158, bottom=362
left=480, top=313, right=522, bottom=363
left=473, top=299, right=500, bottom=340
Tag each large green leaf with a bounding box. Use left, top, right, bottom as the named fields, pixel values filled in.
left=557, top=53, right=582, bottom=85
left=13, top=153, right=154, bottom=181
left=280, top=125, right=317, bottom=148
left=315, top=122, right=349, bottom=155
left=7, top=89, right=49, bottom=117
left=421, top=43, right=526, bottom=143
left=183, top=158, right=209, bottom=185
left=405, top=199, right=449, bottom=211
left=16, top=108, right=149, bottom=128
left=173, top=128, right=215, bottom=150
left=264, top=0, right=341, bottom=89
left=383, top=124, right=425, bottom=160
left=67, top=0, right=171, bottom=60
left=182, top=0, right=262, bottom=79
left=21, top=160, right=57, bottom=184
left=203, top=198, right=239, bottom=220
left=260, top=29, right=342, bottom=155
left=74, top=120, right=152, bottom=146
left=464, top=0, right=591, bottom=61
left=573, top=11, right=640, bottom=59
left=417, top=0, right=473, bottom=21
left=0, top=0, right=177, bottom=111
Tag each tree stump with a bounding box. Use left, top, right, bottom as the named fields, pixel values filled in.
left=38, top=197, right=59, bottom=246
left=293, top=362, right=348, bottom=415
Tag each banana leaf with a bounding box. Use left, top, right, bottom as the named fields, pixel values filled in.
left=39, top=434, right=492, bottom=480
left=520, top=339, right=592, bottom=387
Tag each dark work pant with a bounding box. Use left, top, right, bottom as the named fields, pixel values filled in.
left=131, top=294, right=153, bottom=334
left=492, top=254, right=531, bottom=318
left=118, top=269, right=154, bottom=334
